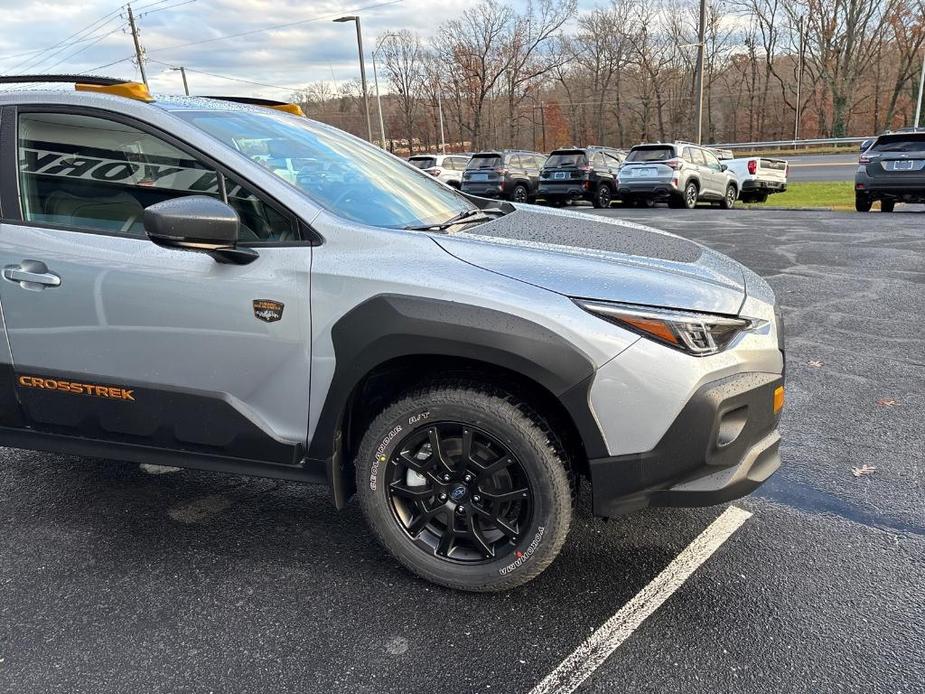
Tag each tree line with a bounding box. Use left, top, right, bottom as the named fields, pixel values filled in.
left=292, top=0, right=925, bottom=153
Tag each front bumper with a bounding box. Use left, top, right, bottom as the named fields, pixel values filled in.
left=589, top=372, right=783, bottom=517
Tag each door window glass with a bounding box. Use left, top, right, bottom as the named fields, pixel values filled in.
left=17, top=112, right=294, bottom=241
left=701, top=149, right=721, bottom=170
left=690, top=148, right=707, bottom=166
left=508, top=154, right=523, bottom=169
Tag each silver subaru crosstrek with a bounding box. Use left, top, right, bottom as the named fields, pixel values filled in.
left=0, top=77, right=784, bottom=591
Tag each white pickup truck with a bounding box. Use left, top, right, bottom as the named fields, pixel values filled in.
left=713, top=149, right=788, bottom=203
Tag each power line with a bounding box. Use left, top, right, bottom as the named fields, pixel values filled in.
left=139, top=0, right=198, bottom=17
left=4, top=5, right=124, bottom=72
left=85, top=55, right=136, bottom=73
left=146, top=0, right=404, bottom=54
left=148, top=58, right=301, bottom=91
left=43, top=25, right=127, bottom=72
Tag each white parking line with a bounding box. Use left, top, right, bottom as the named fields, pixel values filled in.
left=528, top=506, right=753, bottom=694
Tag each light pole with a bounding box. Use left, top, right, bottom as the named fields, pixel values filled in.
left=915, top=50, right=925, bottom=128
left=436, top=88, right=446, bottom=154
left=693, top=0, right=707, bottom=144
left=170, top=65, right=190, bottom=96
left=334, top=15, right=373, bottom=142
left=794, top=15, right=805, bottom=141
left=371, top=32, right=399, bottom=149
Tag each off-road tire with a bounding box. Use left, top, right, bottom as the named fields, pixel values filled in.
left=355, top=383, right=572, bottom=592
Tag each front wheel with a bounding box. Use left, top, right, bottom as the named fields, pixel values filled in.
left=720, top=184, right=738, bottom=209
left=356, top=384, right=573, bottom=592
left=855, top=193, right=872, bottom=212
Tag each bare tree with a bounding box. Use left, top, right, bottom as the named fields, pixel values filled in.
left=380, top=30, right=426, bottom=152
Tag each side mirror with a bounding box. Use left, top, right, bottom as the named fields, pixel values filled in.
left=720, top=163, right=728, bottom=172
left=859, top=138, right=873, bottom=152
left=144, top=196, right=257, bottom=265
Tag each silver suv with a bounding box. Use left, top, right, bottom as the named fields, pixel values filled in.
left=0, top=77, right=784, bottom=592
left=618, top=142, right=739, bottom=209
left=408, top=153, right=470, bottom=189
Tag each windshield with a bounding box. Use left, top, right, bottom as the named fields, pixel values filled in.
left=409, top=156, right=437, bottom=169
left=545, top=151, right=587, bottom=168
left=177, top=110, right=474, bottom=229
left=468, top=155, right=502, bottom=169
left=872, top=135, right=925, bottom=153
left=625, top=146, right=675, bottom=162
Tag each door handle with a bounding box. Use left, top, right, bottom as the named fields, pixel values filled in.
left=3, top=260, right=61, bottom=289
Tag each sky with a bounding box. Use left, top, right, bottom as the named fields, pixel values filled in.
left=0, top=0, right=599, bottom=99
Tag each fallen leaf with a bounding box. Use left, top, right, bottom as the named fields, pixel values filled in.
left=807, top=360, right=824, bottom=368
left=852, top=464, right=877, bottom=477
left=876, top=398, right=899, bottom=407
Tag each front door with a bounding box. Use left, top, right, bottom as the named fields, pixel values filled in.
left=0, top=108, right=312, bottom=465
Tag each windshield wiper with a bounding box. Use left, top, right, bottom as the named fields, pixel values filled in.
left=404, top=208, right=498, bottom=231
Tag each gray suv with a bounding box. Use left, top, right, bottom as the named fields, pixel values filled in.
left=0, top=77, right=784, bottom=592
left=618, top=142, right=739, bottom=209
left=460, top=150, right=546, bottom=202
left=855, top=129, right=925, bottom=212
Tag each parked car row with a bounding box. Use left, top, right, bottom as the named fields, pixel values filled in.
left=408, top=142, right=791, bottom=209
left=855, top=127, right=925, bottom=212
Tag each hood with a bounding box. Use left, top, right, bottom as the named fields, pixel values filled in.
left=432, top=206, right=746, bottom=315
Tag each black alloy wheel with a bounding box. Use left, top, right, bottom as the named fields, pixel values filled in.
left=593, top=183, right=612, bottom=208
left=511, top=184, right=529, bottom=203
left=386, top=422, right=533, bottom=563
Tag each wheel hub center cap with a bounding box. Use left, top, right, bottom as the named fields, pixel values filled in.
left=449, top=484, right=468, bottom=503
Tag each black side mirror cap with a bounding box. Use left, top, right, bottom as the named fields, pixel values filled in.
left=144, top=196, right=257, bottom=265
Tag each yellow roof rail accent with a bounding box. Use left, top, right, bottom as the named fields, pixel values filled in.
left=75, top=81, right=155, bottom=103
left=270, top=102, right=305, bottom=117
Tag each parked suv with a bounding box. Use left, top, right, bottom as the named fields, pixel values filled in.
left=460, top=150, right=546, bottom=202
left=855, top=128, right=925, bottom=212
left=538, top=146, right=625, bottom=208
left=0, top=76, right=784, bottom=592
left=618, top=142, right=739, bottom=209
left=408, top=153, right=470, bottom=189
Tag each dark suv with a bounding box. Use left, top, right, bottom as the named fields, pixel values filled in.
left=460, top=150, right=546, bottom=202
left=538, top=147, right=625, bottom=208
left=855, top=129, right=925, bottom=212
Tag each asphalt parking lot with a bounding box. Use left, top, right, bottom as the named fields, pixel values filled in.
left=1, top=207, right=923, bottom=694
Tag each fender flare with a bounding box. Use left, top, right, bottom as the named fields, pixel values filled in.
left=307, top=294, right=608, bottom=466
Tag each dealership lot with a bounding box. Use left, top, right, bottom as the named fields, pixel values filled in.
left=1, top=208, right=922, bottom=694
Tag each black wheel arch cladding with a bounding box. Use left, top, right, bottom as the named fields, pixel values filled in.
left=308, top=294, right=607, bottom=470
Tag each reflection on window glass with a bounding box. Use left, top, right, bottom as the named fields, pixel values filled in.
left=178, top=110, right=474, bottom=229
left=17, top=112, right=293, bottom=241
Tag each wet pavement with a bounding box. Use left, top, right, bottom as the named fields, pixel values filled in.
left=1, top=207, right=923, bottom=693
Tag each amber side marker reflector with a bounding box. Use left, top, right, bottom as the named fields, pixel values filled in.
left=619, top=316, right=679, bottom=345
left=75, top=81, right=155, bottom=103
left=773, top=386, right=785, bottom=414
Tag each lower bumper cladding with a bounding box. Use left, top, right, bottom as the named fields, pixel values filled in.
left=588, top=372, right=783, bottom=517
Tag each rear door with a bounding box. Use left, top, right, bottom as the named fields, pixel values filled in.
left=0, top=107, right=312, bottom=465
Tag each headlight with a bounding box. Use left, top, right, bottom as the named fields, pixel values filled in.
left=573, top=299, right=764, bottom=356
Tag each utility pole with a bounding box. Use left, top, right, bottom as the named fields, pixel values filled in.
left=171, top=66, right=189, bottom=95
left=540, top=101, right=546, bottom=152
left=693, top=0, right=707, bottom=144
left=794, top=15, right=805, bottom=141
left=915, top=50, right=925, bottom=128
left=126, top=4, right=148, bottom=88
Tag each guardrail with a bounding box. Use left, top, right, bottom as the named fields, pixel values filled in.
left=709, top=136, right=871, bottom=151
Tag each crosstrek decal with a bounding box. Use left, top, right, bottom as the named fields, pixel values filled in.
left=253, top=299, right=284, bottom=323
left=17, top=375, right=135, bottom=401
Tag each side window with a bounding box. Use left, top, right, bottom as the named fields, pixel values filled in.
left=702, top=149, right=721, bottom=170
left=605, top=153, right=623, bottom=167
left=682, top=147, right=694, bottom=163
left=508, top=154, right=523, bottom=170
left=690, top=148, right=707, bottom=166
left=17, top=112, right=295, bottom=242
left=591, top=152, right=606, bottom=168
